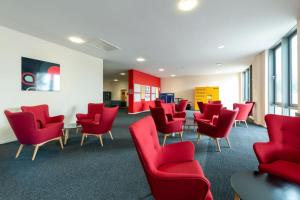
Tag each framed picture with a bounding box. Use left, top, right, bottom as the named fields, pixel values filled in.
left=21, top=57, right=60, bottom=91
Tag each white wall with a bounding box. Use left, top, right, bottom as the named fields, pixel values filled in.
left=298, top=18, right=300, bottom=111
left=103, top=79, right=128, bottom=101
left=161, top=73, right=241, bottom=109
left=0, top=26, right=103, bottom=144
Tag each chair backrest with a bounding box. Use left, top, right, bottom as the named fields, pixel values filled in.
left=215, top=108, right=238, bottom=138
left=233, top=103, right=253, bottom=120
left=160, top=103, right=175, bottom=116
left=176, top=100, right=188, bottom=112
left=265, top=114, right=300, bottom=150
left=4, top=110, right=37, bottom=145
left=99, top=106, right=119, bottom=133
left=202, top=104, right=223, bottom=120
left=21, top=104, right=49, bottom=125
left=150, top=106, right=168, bottom=132
left=208, top=100, right=222, bottom=104
left=129, top=116, right=161, bottom=183
left=245, top=101, right=255, bottom=116
left=197, top=102, right=206, bottom=113
left=154, top=99, right=163, bottom=107
left=87, top=103, right=104, bottom=117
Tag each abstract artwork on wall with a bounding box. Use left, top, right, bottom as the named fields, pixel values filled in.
left=21, top=57, right=60, bottom=91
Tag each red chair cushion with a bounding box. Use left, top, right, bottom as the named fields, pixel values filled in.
left=159, top=160, right=205, bottom=176
left=259, top=160, right=300, bottom=185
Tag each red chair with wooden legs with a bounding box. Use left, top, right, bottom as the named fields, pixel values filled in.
left=150, top=106, right=184, bottom=146
left=233, top=103, right=254, bottom=127
left=196, top=109, right=238, bottom=152
left=175, top=99, right=188, bottom=112
left=129, top=115, right=213, bottom=200
left=4, top=110, right=64, bottom=161
left=80, top=106, right=119, bottom=147
left=194, top=104, right=223, bottom=123
left=253, top=114, right=300, bottom=185
left=76, top=103, right=104, bottom=126
left=160, top=103, right=186, bottom=122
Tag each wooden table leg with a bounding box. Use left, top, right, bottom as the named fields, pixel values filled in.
left=233, top=192, right=240, bottom=200
left=64, top=129, right=69, bottom=145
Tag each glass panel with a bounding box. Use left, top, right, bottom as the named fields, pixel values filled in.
left=275, top=47, right=282, bottom=103
left=291, top=34, right=298, bottom=105
left=289, top=109, right=298, bottom=117
left=275, top=106, right=282, bottom=115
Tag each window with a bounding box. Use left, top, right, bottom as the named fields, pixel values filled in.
left=290, top=34, right=298, bottom=106
left=274, top=46, right=282, bottom=104
left=243, top=66, right=252, bottom=102
left=268, top=30, right=298, bottom=116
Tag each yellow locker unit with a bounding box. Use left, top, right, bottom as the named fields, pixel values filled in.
left=194, top=86, right=219, bottom=110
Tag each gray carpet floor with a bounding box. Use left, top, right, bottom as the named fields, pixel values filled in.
left=0, top=109, right=268, bottom=200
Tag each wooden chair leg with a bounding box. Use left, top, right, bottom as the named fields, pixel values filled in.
left=215, top=138, right=221, bottom=152
left=32, top=145, right=40, bottom=161
left=108, top=131, right=114, bottom=140
left=179, top=132, right=183, bottom=142
left=196, top=133, right=201, bottom=144
left=64, top=129, right=69, bottom=145
left=59, top=137, right=64, bottom=150
left=80, top=134, right=86, bottom=146
left=244, top=120, right=248, bottom=128
left=234, top=121, right=237, bottom=127
left=234, top=192, right=240, bottom=200
left=99, top=135, right=103, bottom=147
left=15, top=144, right=24, bottom=158
left=225, top=137, right=231, bottom=148
left=163, top=134, right=168, bottom=146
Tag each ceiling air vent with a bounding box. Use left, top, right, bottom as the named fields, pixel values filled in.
left=86, top=38, right=120, bottom=52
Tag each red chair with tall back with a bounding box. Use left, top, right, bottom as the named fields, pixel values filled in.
left=21, top=104, right=64, bottom=128
left=175, top=99, right=188, bottom=112
left=76, top=103, right=104, bottom=126
left=4, top=110, right=64, bottom=160
left=80, top=106, right=119, bottom=147
left=253, top=114, right=300, bottom=185
left=158, top=102, right=186, bottom=122
left=233, top=102, right=254, bottom=127
left=129, top=115, right=213, bottom=200
left=196, top=109, right=238, bottom=152
left=194, top=104, right=223, bottom=123
left=150, top=106, right=184, bottom=146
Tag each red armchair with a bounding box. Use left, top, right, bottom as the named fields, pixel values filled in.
left=80, top=106, right=119, bottom=147
left=21, top=104, right=64, bottom=128
left=253, top=114, right=300, bottom=185
left=129, top=115, right=213, bottom=200
left=233, top=103, right=254, bottom=127
left=150, top=106, right=184, bottom=146
left=175, top=99, right=188, bottom=112
left=196, top=109, right=238, bottom=152
left=161, top=103, right=186, bottom=122
left=76, top=103, right=104, bottom=125
left=194, top=104, right=223, bottom=123
left=4, top=110, right=64, bottom=160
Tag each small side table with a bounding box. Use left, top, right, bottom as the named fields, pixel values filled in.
left=64, top=123, right=81, bottom=145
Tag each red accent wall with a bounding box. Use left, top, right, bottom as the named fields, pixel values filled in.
left=128, top=69, right=161, bottom=113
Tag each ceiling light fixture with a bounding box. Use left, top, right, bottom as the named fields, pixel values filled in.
left=136, top=57, right=145, bottom=62
left=218, top=45, right=225, bottom=49
left=177, top=0, right=198, bottom=12
left=120, top=72, right=126, bottom=76
left=158, top=68, right=165, bottom=72
left=170, top=74, right=176, bottom=77
left=68, top=36, right=86, bottom=44
left=113, top=79, right=119, bottom=82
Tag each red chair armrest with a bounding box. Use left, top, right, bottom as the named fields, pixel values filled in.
left=76, top=113, right=89, bottom=120
left=161, top=141, right=195, bottom=163
left=253, top=142, right=280, bottom=164
left=174, top=112, right=186, bottom=118
left=196, top=119, right=217, bottom=135
left=47, top=115, right=64, bottom=123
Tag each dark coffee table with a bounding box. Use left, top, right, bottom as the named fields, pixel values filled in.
left=231, top=171, right=300, bottom=200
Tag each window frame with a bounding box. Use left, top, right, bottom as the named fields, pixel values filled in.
left=288, top=31, right=298, bottom=108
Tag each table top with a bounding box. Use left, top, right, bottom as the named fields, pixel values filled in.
left=231, top=171, right=300, bottom=200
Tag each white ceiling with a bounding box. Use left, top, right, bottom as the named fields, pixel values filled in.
left=0, top=0, right=300, bottom=79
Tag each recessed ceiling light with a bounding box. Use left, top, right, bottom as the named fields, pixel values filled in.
left=217, top=63, right=223, bottom=66
left=177, top=0, right=198, bottom=12
left=218, top=45, right=225, bottom=49
left=136, top=57, right=145, bottom=62
left=158, top=68, right=165, bottom=72
left=170, top=74, right=176, bottom=77
left=113, top=79, right=119, bottom=82
left=120, top=72, right=126, bottom=76
left=68, top=36, right=86, bottom=44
